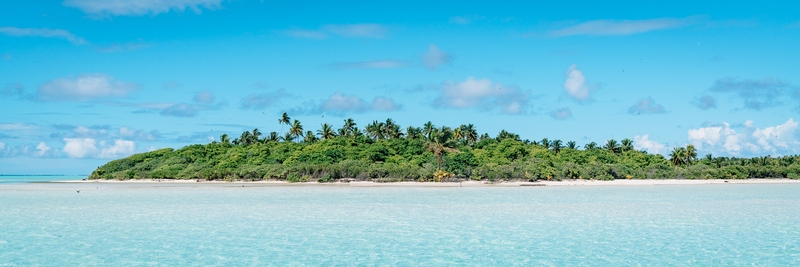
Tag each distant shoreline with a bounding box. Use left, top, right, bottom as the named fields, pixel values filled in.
left=58, top=178, right=800, bottom=187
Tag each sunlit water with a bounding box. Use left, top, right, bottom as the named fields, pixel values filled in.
left=1, top=180, right=799, bottom=266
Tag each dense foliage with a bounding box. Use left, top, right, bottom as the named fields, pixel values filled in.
left=90, top=116, right=800, bottom=182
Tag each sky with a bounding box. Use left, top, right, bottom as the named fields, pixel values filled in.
left=2, top=0, right=800, bottom=174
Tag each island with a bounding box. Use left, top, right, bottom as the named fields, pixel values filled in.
left=89, top=115, right=800, bottom=182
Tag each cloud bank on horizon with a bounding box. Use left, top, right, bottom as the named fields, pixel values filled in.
left=2, top=0, right=800, bottom=174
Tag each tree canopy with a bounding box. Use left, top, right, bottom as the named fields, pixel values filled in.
left=89, top=116, right=800, bottom=182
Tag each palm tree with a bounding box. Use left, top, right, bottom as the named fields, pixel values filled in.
left=406, top=126, right=422, bottom=139
left=251, top=128, right=262, bottom=143
left=621, top=138, right=633, bottom=152
left=422, top=121, right=435, bottom=140
left=604, top=139, right=620, bottom=153
left=289, top=119, right=303, bottom=142
left=220, top=134, right=231, bottom=144
left=278, top=112, right=291, bottom=136
left=464, top=124, right=478, bottom=146
left=551, top=139, right=563, bottom=154
left=282, top=132, right=294, bottom=142
left=684, top=145, right=698, bottom=166
left=540, top=138, right=550, bottom=149
left=267, top=132, right=280, bottom=142
left=497, top=130, right=519, bottom=141
left=304, top=130, right=317, bottom=143
left=384, top=118, right=398, bottom=139
left=453, top=127, right=464, bottom=143
left=426, top=126, right=459, bottom=171
left=669, top=147, right=686, bottom=166
left=566, top=141, right=577, bottom=150
left=318, top=123, right=336, bottom=140
left=339, top=118, right=356, bottom=137
left=387, top=123, right=403, bottom=139
left=239, top=131, right=252, bottom=145
left=584, top=142, right=598, bottom=150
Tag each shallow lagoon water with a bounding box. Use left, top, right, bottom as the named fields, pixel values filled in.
left=1, top=182, right=799, bottom=266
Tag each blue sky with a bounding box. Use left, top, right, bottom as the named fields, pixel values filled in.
left=2, top=0, right=800, bottom=174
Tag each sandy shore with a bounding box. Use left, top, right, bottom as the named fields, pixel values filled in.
left=59, top=178, right=800, bottom=187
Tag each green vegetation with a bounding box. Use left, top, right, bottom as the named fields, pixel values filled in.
left=89, top=115, right=800, bottom=182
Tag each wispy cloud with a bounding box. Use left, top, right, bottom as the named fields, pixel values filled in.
left=422, top=44, right=452, bottom=70
left=550, top=108, right=573, bottom=120
left=0, top=27, right=86, bottom=44
left=693, top=95, right=717, bottom=110
left=709, top=77, right=797, bottom=110
left=162, top=80, right=182, bottom=89
left=94, top=42, right=148, bottom=53
left=239, top=89, right=291, bottom=110
left=328, top=60, right=407, bottom=70
left=36, top=73, right=139, bottom=102
left=628, top=97, right=667, bottom=115
left=549, top=17, right=700, bottom=37
left=449, top=15, right=484, bottom=25
left=192, top=90, right=215, bottom=104
left=0, top=123, right=41, bottom=131
left=285, top=24, right=388, bottom=39
left=63, top=0, right=222, bottom=17
left=291, top=92, right=401, bottom=116
left=432, top=77, right=530, bottom=114
left=1, top=83, right=24, bottom=97
left=104, top=98, right=222, bottom=118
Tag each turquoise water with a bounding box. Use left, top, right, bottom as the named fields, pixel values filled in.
left=0, top=175, right=85, bottom=184
left=1, top=183, right=799, bottom=266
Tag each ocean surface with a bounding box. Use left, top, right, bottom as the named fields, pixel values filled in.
left=1, top=179, right=799, bottom=266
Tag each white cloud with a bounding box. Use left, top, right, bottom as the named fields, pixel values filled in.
left=0, top=142, right=6, bottom=150
left=550, top=107, right=573, bottom=120
left=37, top=73, right=139, bottom=101
left=35, top=142, right=51, bottom=157
left=549, top=17, right=700, bottom=37
left=633, top=134, right=667, bottom=155
left=563, top=64, right=594, bottom=102
left=329, top=60, right=406, bottom=69
left=62, top=138, right=135, bottom=159
left=285, top=24, right=388, bottom=39
left=192, top=90, right=215, bottom=104
left=628, top=97, right=666, bottom=115
left=434, top=77, right=530, bottom=114
left=99, top=140, right=135, bottom=158
left=63, top=0, right=222, bottom=16
left=422, top=44, right=452, bottom=70
left=0, top=27, right=85, bottom=44
left=63, top=138, right=98, bottom=158
left=687, top=119, right=800, bottom=156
